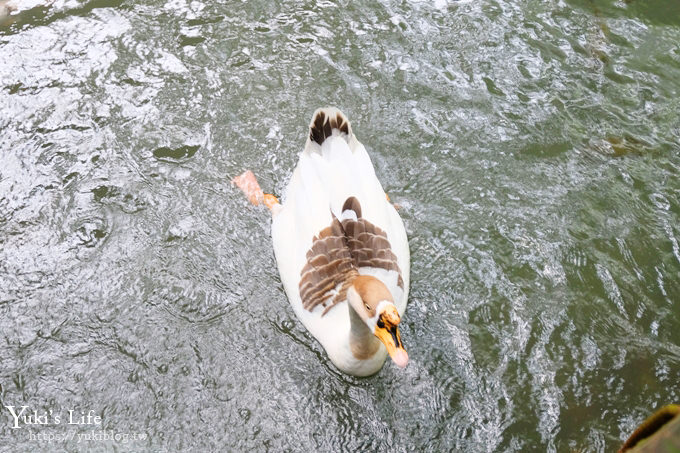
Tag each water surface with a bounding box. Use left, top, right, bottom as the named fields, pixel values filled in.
left=1, top=0, right=679, bottom=451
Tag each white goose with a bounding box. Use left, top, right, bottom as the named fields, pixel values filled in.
left=234, top=108, right=410, bottom=376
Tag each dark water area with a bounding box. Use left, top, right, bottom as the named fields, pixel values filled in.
left=1, top=0, right=679, bottom=451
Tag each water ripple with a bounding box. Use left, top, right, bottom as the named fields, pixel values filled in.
left=2, top=0, right=680, bottom=451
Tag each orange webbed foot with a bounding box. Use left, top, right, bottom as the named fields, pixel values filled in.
left=232, top=170, right=264, bottom=206
left=385, top=192, right=401, bottom=210
left=232, top=170, right=279, bottom=212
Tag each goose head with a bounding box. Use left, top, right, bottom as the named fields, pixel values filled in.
left=347, top=275, right=409, bottom=368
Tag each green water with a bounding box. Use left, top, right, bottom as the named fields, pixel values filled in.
left=1, top=0, right=679, bottom=451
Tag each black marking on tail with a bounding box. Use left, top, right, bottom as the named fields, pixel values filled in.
left=342, top=196, right=362, bottom=218
left=309, top=110, right=350, bottom=146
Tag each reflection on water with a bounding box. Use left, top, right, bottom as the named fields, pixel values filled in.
left=1, top=0, right=679, bottom=451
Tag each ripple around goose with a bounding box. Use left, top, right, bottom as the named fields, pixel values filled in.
left=236, top=108, right=410, bottom=376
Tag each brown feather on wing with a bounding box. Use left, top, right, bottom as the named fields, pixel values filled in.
left=298, top=197, right=403, bottom=316
left=298, top=216, right=358, bottom=314
left=342, top=196, right=362, bottom=218
left=340, top=199, right=404, bottom=289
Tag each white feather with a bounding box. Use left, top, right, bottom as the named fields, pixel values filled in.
left=271, top=109, right=410, bottom=376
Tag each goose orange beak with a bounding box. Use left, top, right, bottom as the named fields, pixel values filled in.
left=374, top=305, right=409, bottom=368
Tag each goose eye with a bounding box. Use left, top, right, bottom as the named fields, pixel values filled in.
left=365, top=304, right=371, bottom=311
